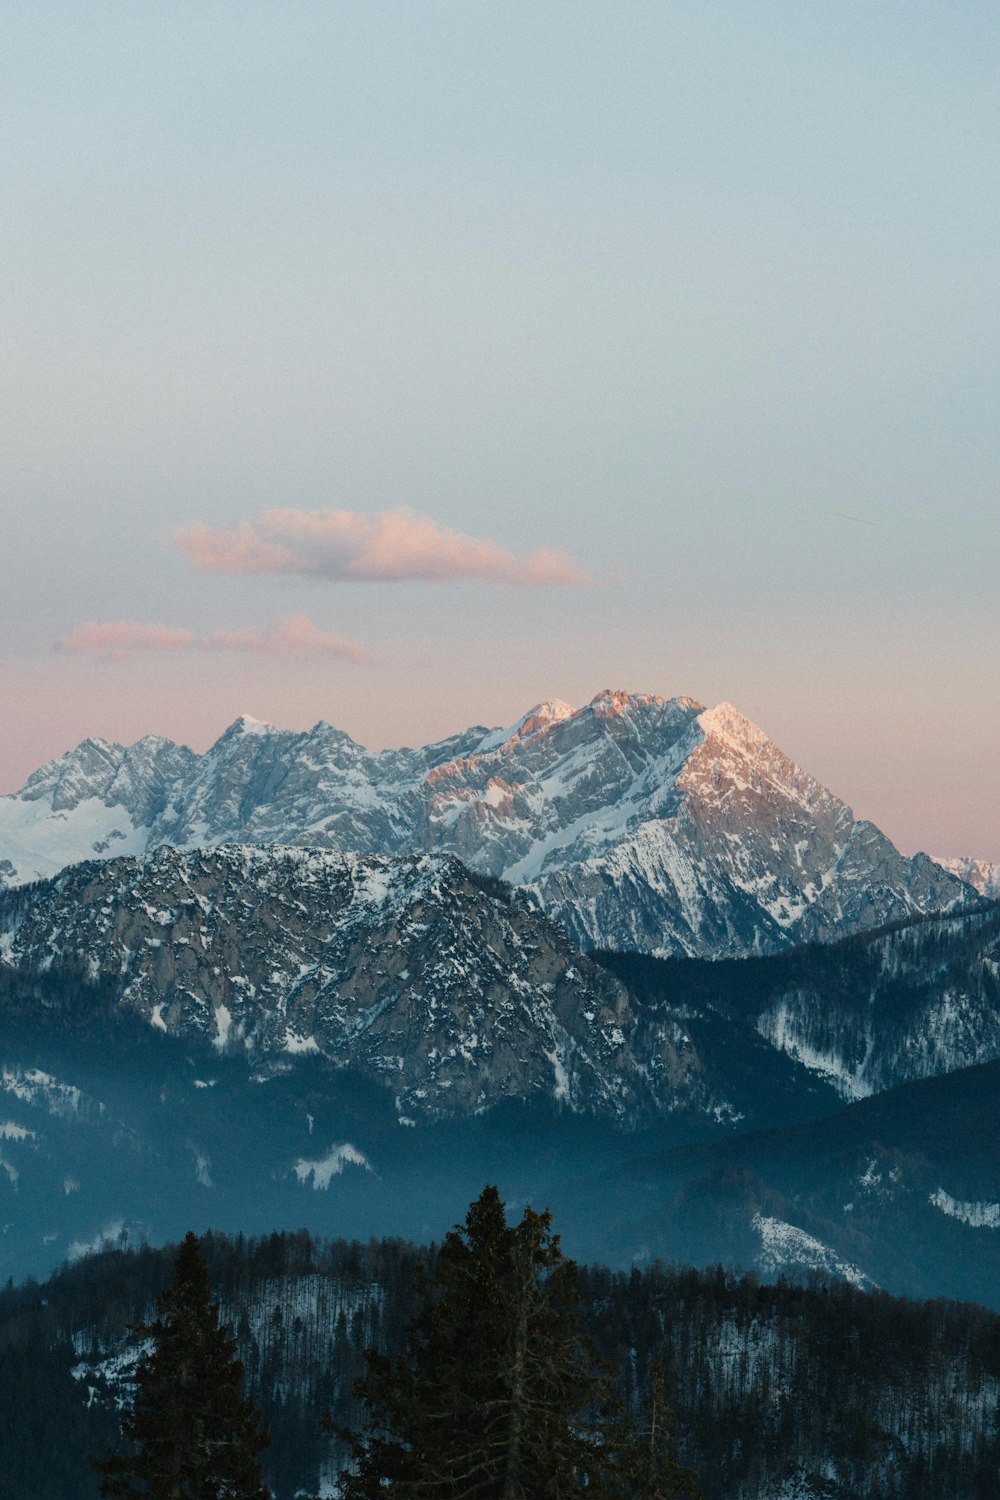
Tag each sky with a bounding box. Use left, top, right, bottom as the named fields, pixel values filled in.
left=1, top=1, right=998, bottom=859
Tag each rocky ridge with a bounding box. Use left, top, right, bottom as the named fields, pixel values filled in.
left=0, top=845, right=703, bottom=1123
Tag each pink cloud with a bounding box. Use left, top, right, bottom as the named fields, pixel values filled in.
left=204, top=614, right=370, bottom=663
left=60, top=621, right=196, bottom=660
left=176, top=507, right=594, bottom=587
left=58, top=615, right=368, bottom=664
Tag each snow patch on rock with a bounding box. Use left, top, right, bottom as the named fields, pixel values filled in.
left=929, top=1188, right=1000, bottom=1229
left=293, top=1143, right=372, bottom=1190
left=753, top=1213, right=875, bottom=1289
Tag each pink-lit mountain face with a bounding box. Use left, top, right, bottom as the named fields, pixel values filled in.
left=0, top=691, right=970, bottom=957
left=933, top=856, right=1000, bottom=900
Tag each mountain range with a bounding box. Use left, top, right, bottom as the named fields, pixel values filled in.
left=0, top=691, right=975, bottom=958
left=0, top=688, right=996, bottom=1311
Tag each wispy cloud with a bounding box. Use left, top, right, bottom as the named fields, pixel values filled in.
left=60, top=621, right=196, bottom=659
left=203, top=614, right=369, bottom=662
left=175, top=507, right=594, bottom=587
left=58, top=615, right=368, bottom=664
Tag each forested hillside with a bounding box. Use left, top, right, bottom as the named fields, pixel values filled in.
left=597, top=900, right=1000, bottom=1099
left=1, top=1230, right=997, bottom=1500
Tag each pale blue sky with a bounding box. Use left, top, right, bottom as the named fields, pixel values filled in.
left=2, top=2, right=998, bottom=856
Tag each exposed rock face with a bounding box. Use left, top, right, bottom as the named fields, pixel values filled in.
left=0, top=846, right=703, bottom=1122
left=0, top=693, right=971, bottom=956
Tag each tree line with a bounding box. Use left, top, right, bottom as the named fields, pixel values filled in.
left=1, top=1198, right=998, bottom=1498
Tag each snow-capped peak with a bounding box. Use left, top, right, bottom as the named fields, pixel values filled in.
left=697, top=700, right=765, bottom=744
left=508, top=699, right=576, bottom=741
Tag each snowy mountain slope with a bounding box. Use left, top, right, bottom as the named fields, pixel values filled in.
left=0, top=733, right=196, bottom=886
left=0, top=845, right=707, bottom=1123
left=934, top=855, right=1000, bottom=899
left=0, top=693, right=970, bottom=957
left=750, top=905, right=1000, bottom=1099
left=530, top=701, right=966, bottom=955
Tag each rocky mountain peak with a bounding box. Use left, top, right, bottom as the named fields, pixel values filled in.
left=18, top=736, right=123, bottom=806
left=587, top=687, right=669, bottom=719
left=504, top=698, right=576, bottom=746
left=682, top=703, right=839, bottom=817
left=231, top=712, right=273, bottom=734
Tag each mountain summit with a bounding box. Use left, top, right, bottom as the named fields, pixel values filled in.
left=0, top=692, right=969, bottom=956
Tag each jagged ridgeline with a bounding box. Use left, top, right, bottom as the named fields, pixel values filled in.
left=0, top=692, right=975, bottom=957
left=1, top=1231, right=998, bottom=1500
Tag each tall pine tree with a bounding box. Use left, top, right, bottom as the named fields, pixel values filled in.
left=603, top=1362, right=700, bottom=1500
left=338, top=1186, right=698, bottom=1500
left=92, top=1231, right=270, bottom=1500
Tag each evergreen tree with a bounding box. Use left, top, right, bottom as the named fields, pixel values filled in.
left=604, top=1363, right=700, bottom=1500
left=339, top=1186, right=698, bottom=1500
left=92, top=1231, right=271, bottom=1500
